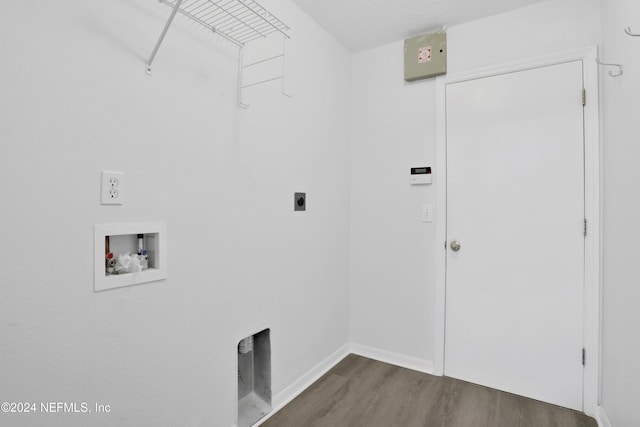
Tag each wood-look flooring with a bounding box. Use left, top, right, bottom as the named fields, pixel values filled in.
left=261, top=354, right=597, bottom=427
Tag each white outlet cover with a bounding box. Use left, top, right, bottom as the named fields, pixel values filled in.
left=101, top=171, right=124, bottom=205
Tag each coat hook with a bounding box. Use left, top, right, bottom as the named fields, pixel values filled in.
left=595, top=58, right=623, bottom=77
left=624, top=26, right=640, bottom=37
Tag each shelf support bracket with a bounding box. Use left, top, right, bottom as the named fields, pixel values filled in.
left=237, top=46, right=249, bottom=109
left=146, top=0, right=184, bottom=76
left=281, top=36, right=292, bottom=99
left=237, top=35, right=290, bottom=108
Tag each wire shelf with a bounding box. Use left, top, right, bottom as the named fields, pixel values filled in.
left=146, top=0, right=291, bottom=107
left=159, top=0, right=290, bottom=46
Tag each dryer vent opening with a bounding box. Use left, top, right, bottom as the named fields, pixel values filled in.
left=238, top=328, right=271, bottom=427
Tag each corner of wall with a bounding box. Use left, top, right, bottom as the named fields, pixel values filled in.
left=598, top=405, right=613, bottom=427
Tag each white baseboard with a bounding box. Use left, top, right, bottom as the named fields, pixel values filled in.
left=252, top=343, right=351, bottom=426
left=247, top=343, right=434, bottom=427
left=597, top=406, right=612, bottom=427
left=349, top=343, right=434, bottom=374
left=238, top=342, right=608, bottom=427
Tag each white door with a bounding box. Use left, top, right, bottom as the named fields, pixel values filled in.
left=444, top=60, right=585, bottom=410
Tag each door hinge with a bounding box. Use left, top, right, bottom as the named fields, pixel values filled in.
left=582, top=348, right=586, bottom=366
left=582, top=88, right=586, bottom=106
left=584, top=218, right=587, bottom=237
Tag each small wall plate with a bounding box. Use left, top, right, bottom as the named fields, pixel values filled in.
left=294, top=193, right=306, bottom=211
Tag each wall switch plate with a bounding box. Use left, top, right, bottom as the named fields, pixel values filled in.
left=422, top=204, right=433, bottom=222
left=101, top=171, right=124, bottom=205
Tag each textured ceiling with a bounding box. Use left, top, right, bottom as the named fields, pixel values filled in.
left=290, top=0, right=549, bottom=52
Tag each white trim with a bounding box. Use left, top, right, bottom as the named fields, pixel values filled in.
left=252, top=344, right=351, bottom=427
left=582, top=46, right=601, bottom=418
left=434, top=46, right=601, bottom=414
left=241, top=343, right=433, bottom=427
left=597, top=406, right=612, bottom=427
left=434, top=62, right=448, bottom=377
left=349, top=343, right=434, bottom=374
left=435, top=46, right=597, bottom=86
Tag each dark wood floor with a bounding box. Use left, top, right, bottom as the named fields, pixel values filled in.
left=261, top=354, right=597, bottom=427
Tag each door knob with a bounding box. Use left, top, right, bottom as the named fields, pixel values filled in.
left=450, top=241, right=461, bottom=252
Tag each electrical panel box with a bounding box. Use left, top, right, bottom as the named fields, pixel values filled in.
left=404, top=31, right=447, bottom=81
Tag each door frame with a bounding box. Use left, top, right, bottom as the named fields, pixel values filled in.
left=433, top=46, right=601, bottom=416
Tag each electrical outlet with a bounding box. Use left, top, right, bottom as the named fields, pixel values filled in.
left=101, top=171, right=124, bottom=205
left=294, top=192, right=306, bottom=211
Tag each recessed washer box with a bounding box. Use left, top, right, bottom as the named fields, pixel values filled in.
left=94, top=222, right=167, bottom=291
left=404, top=31, right=447, bottom=81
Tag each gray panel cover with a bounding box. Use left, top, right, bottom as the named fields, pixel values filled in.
left=404, top=31, right=447, bottom=81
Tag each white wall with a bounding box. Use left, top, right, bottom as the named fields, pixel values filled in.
left=349, top=0, right=601, bottom=363
left=0, top=1, right=351, bottom=426
left=600, top=0, right=640, bottom=425
left=6, top=0, right=636, bottom=425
